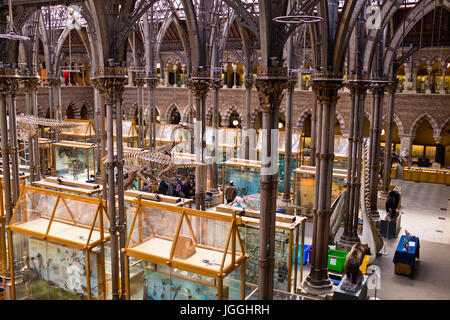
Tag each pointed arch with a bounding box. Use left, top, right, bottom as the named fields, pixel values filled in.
left=222, top=105, right=243, bottom=127
left=249, top=107, right=262, bottom=129
left=409, top=113, right=440, bottom=137
left=296, top=107, right=312, bottom=128
left=439, top=116, right=450, bottom=137
left=382, top=112, right=405, bottom=136
left=164, top=103, right=181, bottom=124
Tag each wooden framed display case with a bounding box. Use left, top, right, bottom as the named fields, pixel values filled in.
left=32, top=177, right=103, bottom=198
left=39, top=138, right=52, bottom=174
left=403, top=166, right=450, bottom=184
left=60, top=119, right=95, bottom=143
left=7, top=186, right=109, bottom=300
left=105, top=118, right=139, bottom=148
left=124, top=189, right=193, bottom=208
left=211, top=204, right=306, bottom=294
left=53, top=141, right=96, bottom=182
left=222, top=158, right=266, bottom=198
left=123, top=197, right=247, bottom=300
left=293, top=166, right=347, bottom=217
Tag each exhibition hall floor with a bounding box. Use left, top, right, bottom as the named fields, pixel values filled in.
left=301, top=179, right=450, bottom=300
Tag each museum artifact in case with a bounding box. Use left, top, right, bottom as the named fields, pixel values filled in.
left=7, top=186, right=109, bottom=300
left=123, top=197, right=247, bottom=300
left=211, top=204, right=306, bottom=294
left=53, top=141, right=96, bottom=182
left=293, top=166, right=347, bottom=217
left=60, top=119, right=95, bottom=143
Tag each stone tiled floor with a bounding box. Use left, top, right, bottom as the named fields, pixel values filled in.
left=298, top=178, right=450, bottom=299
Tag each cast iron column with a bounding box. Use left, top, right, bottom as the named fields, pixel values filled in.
left=210, top=79, right=222, bottom=192
left=255, top=66, right=288, bottom=299
left=147, top=76, right=158, bottom=152
left=302, top=71, right=342, bottom=296
left=283, top=79, right=296, bottom=202
left=244, top=78, right=254, bottom=160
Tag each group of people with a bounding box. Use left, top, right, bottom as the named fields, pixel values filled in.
left=156, top=176, right=195, bottom=199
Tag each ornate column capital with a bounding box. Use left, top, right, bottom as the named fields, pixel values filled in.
left=0, top=68, right=20, bottom=95
left=191, top=80, right=210, bottom=99
left=310, top=71, right=343, bottom=103
left=386, top=79, right=399, bottom=94
left=370, top=77, right=389, bottom=96
left=92, top=67, right=128, bottom=102
left=244, top=77, right=254, bottom=90
left=254, top=66, right=288, bottom=113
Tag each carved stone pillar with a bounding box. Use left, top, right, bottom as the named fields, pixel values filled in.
left=302, top=71, right=342, bottom=296
left=244, top=78, right=254, bottom=160
left=382, top=80, right=398, bottom=194
left=441, top=68, right=447, bottom=94
left=337, top=77, right=369, bottom=251
left=92, top=66, right=127, bottom=300
left=163, top=67, right=170, bottom=87
left=254, top=66, right=288, bottom=300
left=191, top=74, right=210, bottom=210
left=0, top=68, right=19, bottom=224
left=368, top=80, right=388, bottom=221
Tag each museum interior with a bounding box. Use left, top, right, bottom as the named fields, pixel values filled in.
left=0, top=0, right=449, bottom=301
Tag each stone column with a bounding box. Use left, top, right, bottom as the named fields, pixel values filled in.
left=302, top=71, right=342, bottom=296
left=382, top=80, right=398, bottom=194
left=434, top=135, right=443, bottom=165
left=92, top=66, right=127, bottom=300
left=232, top=63, right=238, bottom=89
left=337, top=77, right=369, bottom=251
left=181, top=65, right=186, bottom=87
left=0, top=69, right=18, bottom=225
left=426, top=66, right=432, bottom=94
left=440, top=68, right=447, bottom=94
left=310, top=96, right=317, bottom=166
left=368, top=80, right=387, bottom=221
left=164, top=67, right=169, bottom=87
left=191, top=74, right=209, bottom=210
left=254, top=66, right=288, bottom=300
left=244, top=78, right=254, bottom=160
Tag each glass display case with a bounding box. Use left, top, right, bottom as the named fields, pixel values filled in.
left=293, top=166, right=347, bottom=217
left=222, top=158, right=263, bottom=198
left=211, top=204, right=306, bottom=293
left=123, top=198, right=246, bottom=300
left=32, top=177, right=103, bottom=198
left=39, top=138, right=52, bottom=174
left=7, top=186, right=109, bottom=300
left=53, top=141, right=96, bottom=182
left=105, top=119, right=139, bottom=148
left=60, top=119, right=95, bottom=143
left=146, top=123, right=193, bottom=153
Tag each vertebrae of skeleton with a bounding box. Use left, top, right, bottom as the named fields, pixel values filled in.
left=17, top=115, right=80, bottom=138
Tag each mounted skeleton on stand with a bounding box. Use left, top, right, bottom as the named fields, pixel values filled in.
left=107, top=122, right=202, bottom=193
